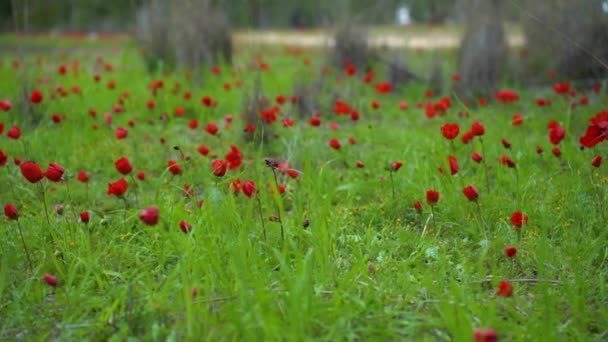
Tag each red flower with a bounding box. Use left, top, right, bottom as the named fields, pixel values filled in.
left=0, top=149, right=8, bottom=167
left=440, top=123, right=460, bottom=140
left=495, top=89, right=520, bottom=103
left=137, top=171, right=145, bottom=180
left=448, top=155, right=459, bottom=175
left=212, top=159, right=227, bottom=177
left=579, top=110, right=608, bottom=148
left=345, top=65, right=356, bottom=75
left=461, top=130, right=474, bottom=144
left=552, top=82, right=570, bottom=94
left=140, top=206, right=159, bottom=226
left=7, top=126, right=21, bottom=139
left=44, top=163, right=64, bottom=182
left=370, top=100, right=380, bottom=109
left=329, top=138, right=341, bottom=150
left=107, top=178, right=128, bottom=196
left=474, top=328, right=497, bottom=342
left=413, top=201, right=422, bottom=212
left=30, top=89, right=43, bottom=104
left=512, top=114, right=523, bottom=126
left=260, top=108, right=278, bottom=124
left=471, top=152, right=483, bottom=163
left=43, top=274, right=58, bottom=287
left=498, top=154, right=516, bottom=168
left=205, top=123, right=219, bottom=135
left=356, top=161, right=364, bottom=168
left=114, top=157, right=133, bottom=175
left=551, top=147, right=561, bottom=157
left=77, top=171, right=89, bottom=182
left=471, top=121, right=485, bottom=136
left=391, top=161, right=403, bottom=171
left=547, top=121, right=565, bottom=145
left=197, top=145, right=210, bottom=156
left=241, top=181, right=257, bottom=198
left=20, top=161, right=44, bottom=183
left=0, top=99, right=12, bottom=111
left=225, top=146, right=243, bottom=170
left=426, top=190, right=440, bottom=205
left=510, top=211, right=528, bottom=228
left=4, top=203, right=18, bottom=219
left=167, top=160, right=181, bottom=175
left=462, top=185, right=479, bottom=201
left=505, top=246, right=517, bottom=258
left=80, top=211, right=90, bottom=223
left=501, top=138, right=511, bottom=149
left=309, top=116, right=321, bottom=127
left=496, top=280, right=513, bottom=297
left=375, top=82, right=392, bottom=94
left=179, top=220, right=193, bottom=233
left=115, top=127, right=128, bottom=140
left=536, top=146, right=544, bottom=154
left=591, top=155, right=602, bottom=168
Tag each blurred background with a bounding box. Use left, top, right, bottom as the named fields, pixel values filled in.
left=1, top=0, right=607, bottom=97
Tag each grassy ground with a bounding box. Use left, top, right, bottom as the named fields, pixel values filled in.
left=0, top=37, right=607, bottom=341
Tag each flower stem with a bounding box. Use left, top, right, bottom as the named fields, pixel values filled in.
left=16, top=220, right=34, bottom=270
left=475, top=200, right=487, bottom=242
left=39, top=182, right=51, bottom=225
left=271, top=168, right=285, bottom=242
left=389, top=171, right=395, bottom=199
left=480, top=138, right=491, bottom=192
left=255, top=194, right=267, bottom=241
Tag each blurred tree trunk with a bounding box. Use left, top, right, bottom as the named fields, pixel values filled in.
left=521, top=0, right=608, bottom=82
left=455, top=0, right=506, bottom=99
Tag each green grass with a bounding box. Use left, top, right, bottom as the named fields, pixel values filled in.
left=0, top=40, right=607, bottom=341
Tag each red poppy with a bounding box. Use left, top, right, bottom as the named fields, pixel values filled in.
left=309, top=116, right=321, bottom=127
left=329, top=138, right=341, bottom=150
left=77, top=171, right=89, bottom=182
left=20, top=161, right=44, bottom=183
left=242, top=181, right=257, bottom=198
left=510, top=211, right=528, bottom=228
left=426, top=190, right=440, bottom=205
left=114, top=157, right=133, bottom=175
left=137, top=171, right=145, bottom=180
left=498, top=154, right=516, bottom=168
left=474, top=328, right=497, bottom=342
left=471, top=121, right=485, bottom=136
left=370, top=100, right=380, bottom=109
left=579, top=110, right=608, bottom=148
left=505, top=246, right=517, bottom=258
left=167, top=160, right=181, bottom=175
left=225, top=146, right=243, bottom=170
left=179, top=220, right=193, bottom=233
left=448, top=155, right=459, bottom=175
left=30, top=89, right=43, bottom=104
left=0, top=99, right=12, bottom=111
left=356, top=161, right=365, bottom=168
left=282, top=118, right=294, bottom=127
left=140, top=206, right=159, bottom=226
left=107, top=178, right=128, bottom=196
left=115, top=127, right=128, bottom=140
left=496, top=280, right=513, bottom=297
left=461, top=130, right=474, bottom=144
left=345, top=65, right=356, bottom=75
left=471, top=152, right=483, bottom=163
left=44, top=163, right=64, bottom=182
left=212, top=159, right=227, bottom=177
left=547, top=121, right=565, bottom=145
left=512, top=114, right=523, bottom=126
left=80, top=211, right=90, bottom=223
left=375, top=82, right=392, bottom=94
left=0, top=149, right=8, bottom=167
left=391, top=161, right=403, bottom=171
left=501, top=138, right=511, bottom=149
left=440, top=123, right=460, bottom=140
left=552, top=82, right=570, bottom=94
left=43, top=274, right=58, bottom=287
left=462, top=185, right=479, bottom=201
left=536, top=146, right=544, bottom=154
left=495, top=89, right=520, bottom=103
left=4, top=203, right=18, bottom=219
left=413, top=201, right=422, bottom=212
left=205, top=123, right=219, bottom=135
left=7, top=126, right=21, bottom=139
left=551, top=147, right=561, bottom=157
left=591, top=155, right=602, bottom=168
left=197, top=145, right=210, bottom=156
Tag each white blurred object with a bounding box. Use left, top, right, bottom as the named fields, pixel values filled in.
left=603, top=0, right=608, bottom=13
left=396, top=6, right=411, bottom=25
